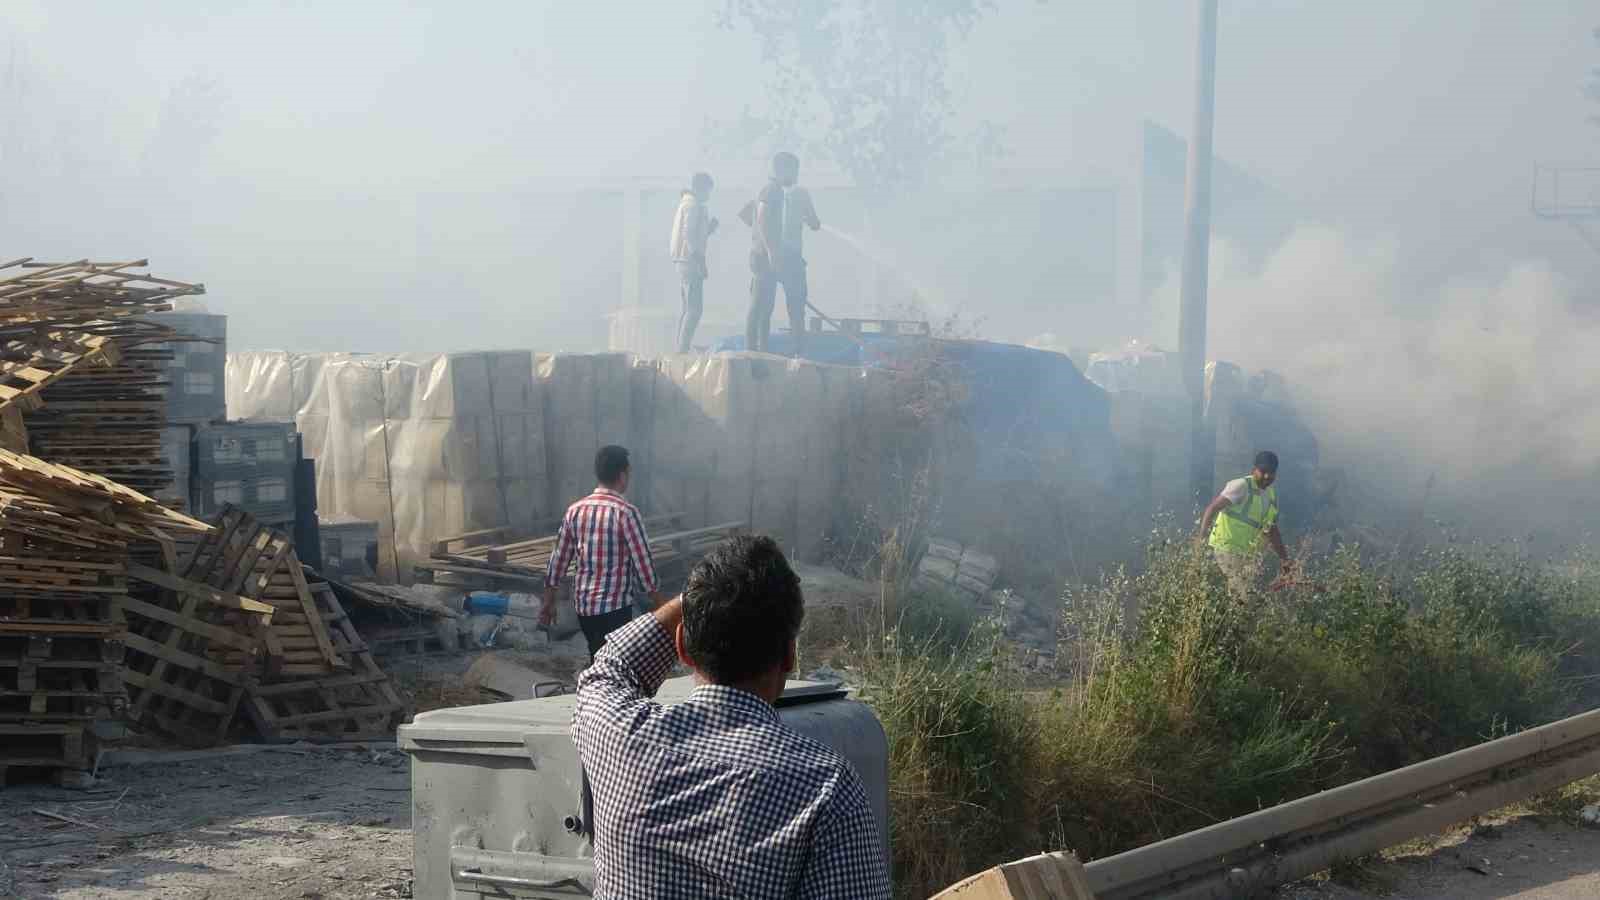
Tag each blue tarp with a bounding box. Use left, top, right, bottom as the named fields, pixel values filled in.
left=932, top=340, right=1114, bottom=482
left=710, top=331, right=901, bottom=367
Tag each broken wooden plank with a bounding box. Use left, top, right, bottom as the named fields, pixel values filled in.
left=126, top=562, right=275, bottom=618
left=114, top=595, right=261, bottom=654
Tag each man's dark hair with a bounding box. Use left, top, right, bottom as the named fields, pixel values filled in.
left=595, top=445, right=630, bottom=485
left=771, top=151, right=799, bottom=178
left=1254, top=450, right=1280, bottom=474
left=682, top=535, right=804, bottom=685
left=691, top=172, right=714, bottom=193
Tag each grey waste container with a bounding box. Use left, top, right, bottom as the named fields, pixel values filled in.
left=398, top=677, right=890, bottom=899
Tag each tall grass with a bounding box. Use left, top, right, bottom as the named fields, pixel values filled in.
left=856, top=541, right=1600, bottom=899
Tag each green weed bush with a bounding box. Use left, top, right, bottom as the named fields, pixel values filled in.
left=860, top=541, right=1593, bottom=899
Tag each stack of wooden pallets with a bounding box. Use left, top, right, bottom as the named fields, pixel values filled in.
left=0, top=258, right=208, bottom=781
left=0, top=259, right=203, bottom=500
left=0, top=260, right=403, bottom=772
left=26, top=341, right=175, bottom=497
left=0, top=449, right=211, bottom=784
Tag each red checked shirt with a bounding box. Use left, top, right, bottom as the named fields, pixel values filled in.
left=546, top=487, right=659, bottom=617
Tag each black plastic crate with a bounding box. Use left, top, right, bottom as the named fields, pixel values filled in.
left=194, top=421, right=298, bottom=479
left=145, top=312, right=226, bottom=424
left=191, top=471, right=296, bottom=523
left=320, top=517, right=380, bottom=580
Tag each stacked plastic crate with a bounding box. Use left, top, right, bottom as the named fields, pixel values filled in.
left=148, top=311, right=226, bottom=513
left=189, top=421, right=300, bottom=525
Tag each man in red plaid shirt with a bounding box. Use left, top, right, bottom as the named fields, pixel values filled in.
left=541, top=445, right=667, bottom=661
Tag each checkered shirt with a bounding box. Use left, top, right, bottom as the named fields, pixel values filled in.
left=572, top=615, right=891, bottom=900
left=546, top=488, right=659, bottom=617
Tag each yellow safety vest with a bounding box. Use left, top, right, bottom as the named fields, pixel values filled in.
left=1209, top=476, right=1278, bottom=555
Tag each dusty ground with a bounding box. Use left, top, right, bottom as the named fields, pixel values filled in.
left=1279, top=812, right=1600, bottom=900
left=0, top=745, right=416, bottom=900
left=0, top=627, right=596, bottom=900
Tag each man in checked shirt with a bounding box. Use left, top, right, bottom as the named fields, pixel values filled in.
left=541, top=445, right=667, bottom=661
left=573, top=535, right=891, bottom=899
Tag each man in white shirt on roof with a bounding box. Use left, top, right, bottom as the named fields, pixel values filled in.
left=668, top=172, right=719, bottom=353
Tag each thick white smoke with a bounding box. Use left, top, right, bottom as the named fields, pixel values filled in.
left=1154, top=226, right=1600, bottom=544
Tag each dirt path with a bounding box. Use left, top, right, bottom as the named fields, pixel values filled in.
left=0, top=745, right=415, bottom=899
left=1280, top=814, right=1600, bottom=900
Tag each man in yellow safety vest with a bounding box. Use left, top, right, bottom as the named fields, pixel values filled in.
left=1197, top=450, right=1292, bottom=598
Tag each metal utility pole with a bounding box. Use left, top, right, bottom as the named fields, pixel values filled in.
left=1178, top=0, right=1219, bottom=511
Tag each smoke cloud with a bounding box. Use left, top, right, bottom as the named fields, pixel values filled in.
left=1152, top=226, right=1600, bottom=544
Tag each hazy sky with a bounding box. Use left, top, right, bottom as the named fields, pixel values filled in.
left=1, top=1, right=1596, bottom=350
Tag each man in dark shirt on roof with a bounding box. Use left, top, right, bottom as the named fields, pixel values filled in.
left=571, top=534, right=891, bottom=900
left=745, top=151, right=815, bottom=357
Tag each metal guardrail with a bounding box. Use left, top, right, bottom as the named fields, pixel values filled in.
left=1075, top=705, right=1600, bottom=899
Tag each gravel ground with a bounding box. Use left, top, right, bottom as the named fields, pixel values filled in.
left=0, top=630, right=595, bottom=900
left=0, top=744, right=416, bottom=900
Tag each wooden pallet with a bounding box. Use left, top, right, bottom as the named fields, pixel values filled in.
left=0, top=691, right=117, bottom=721
left=0, top=630, right=125, bottom=666
left=0, top=438, right=202, bottom=530
left=110, top=507, right=404, bottom=746
left=0, top=594, right=121, bottom=627
left=0, top=259, right=208, bottom=761
left=243, top=577, right=403, bottom=743
left=0, top=486, right=143, bottom=550
left=0, top=259, right=203, bottom=312
left=119, top=624, right=249, bottom=747
left=24, top=343, right=180, bottom=499
left=428, top=512, right=682, bottom=569
left=115, top=551, right=275, bottom=746
left=179, top=507, right=341, bottom=677
left=0, top=329, right=119, bottom=413
left=0, top=721, right=97, bottom=769
left=0, top=656, right=120, bottom=695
